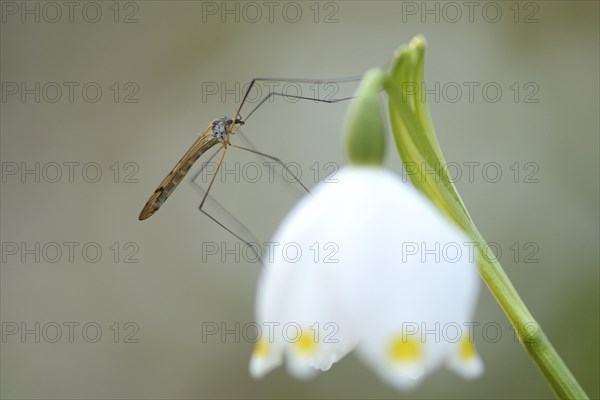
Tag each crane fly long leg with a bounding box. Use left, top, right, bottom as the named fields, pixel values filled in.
left=231, top=74, right=367, bottom=129
left=188, top=144, right=262, bottom=261
left=188, top=137, right=307, bottom=263
left=139, top=126, right=219, bottom=220
left=242, top=92, right=355, bottom=123
left=234, top=129, right=307, bottom=197
left=199, top=144, right=229, bottom=211
left=228, top=142, right=310, bottom=194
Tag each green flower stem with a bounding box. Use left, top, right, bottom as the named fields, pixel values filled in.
left=384, top=35, right=588, bottom=399
left=472, top=226, right=587, bottom=399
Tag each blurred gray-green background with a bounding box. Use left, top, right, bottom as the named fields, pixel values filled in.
left=1, top=1, right=598, bottom=398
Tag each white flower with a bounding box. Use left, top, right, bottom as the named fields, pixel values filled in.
left=249, top=166, right=483, bottom=390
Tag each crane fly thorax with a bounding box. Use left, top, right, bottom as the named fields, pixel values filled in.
left=211, top=116, right=244, bottom=141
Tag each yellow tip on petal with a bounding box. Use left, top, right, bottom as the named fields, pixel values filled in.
left=253, top=338, right=270, bottom=359
left=388, top=335, right=423, bottom=363
left=293, top=329, right=318, bottom=356
left=459, top=336, right=476, bottom=361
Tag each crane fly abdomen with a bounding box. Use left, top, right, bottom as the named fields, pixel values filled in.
left=138, top=127, right=221, bottom=221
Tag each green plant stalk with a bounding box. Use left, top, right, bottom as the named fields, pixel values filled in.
left=472, top=225, right=587, bottom=399
left=385, top=36, right=588, bottom=399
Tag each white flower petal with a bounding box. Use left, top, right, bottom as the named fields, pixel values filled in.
left=286, top=353, right=319, bottom=380
left=336, top=169, right=480, bottom=389
left=376, top=361, right=426, bottom=391
left=251, top=167, right=483, bottom=389
left=253, top=172, right=364, bottom=377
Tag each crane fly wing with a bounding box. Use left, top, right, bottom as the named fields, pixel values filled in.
left=139, top=126, right=219, bottom=220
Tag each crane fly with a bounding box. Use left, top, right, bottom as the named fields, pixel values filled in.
left=137, top=72, right=380, bottom=249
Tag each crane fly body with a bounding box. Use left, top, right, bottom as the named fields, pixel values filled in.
left=138, top=116, right=244, bottom=220
left=137, top=71, right=372, bottom=249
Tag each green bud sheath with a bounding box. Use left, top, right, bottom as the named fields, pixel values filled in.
left=343, top=68, right=387, bottom=166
